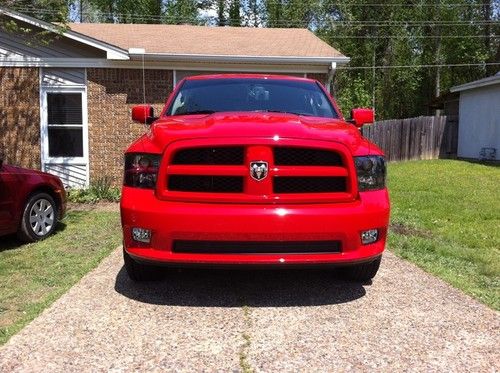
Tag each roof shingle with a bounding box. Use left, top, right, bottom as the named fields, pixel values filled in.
left=68, top=23, right=345, bottom=58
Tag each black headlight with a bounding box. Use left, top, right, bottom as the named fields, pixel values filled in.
left=354, top=156, right=386, bottom=191
left=124, top=153, right=161, bottom=189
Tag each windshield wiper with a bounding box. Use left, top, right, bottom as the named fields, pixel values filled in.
left=255, top=110, right=313, bottom=117
left=182, top=110, right=216, bottom=115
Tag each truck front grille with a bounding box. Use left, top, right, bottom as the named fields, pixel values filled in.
left=160, top=140, right=355, bottom=203
left=173, top=240, right=342, bottom=254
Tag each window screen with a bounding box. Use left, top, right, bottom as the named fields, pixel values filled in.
left=47, top=93, right=83, bottom=158
left=47, top=93, right=82, bottom=125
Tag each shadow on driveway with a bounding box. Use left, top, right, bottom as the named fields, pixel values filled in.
left=114, top=266, right=366, bottom=307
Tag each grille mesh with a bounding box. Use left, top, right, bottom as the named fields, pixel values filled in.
left=274, top=147, right=343, bottom=166
left=274, top=177, right=347, bottom=194
left=168, top=175, right=243, bottom=193
left=172, top=147, right=244, bottom=165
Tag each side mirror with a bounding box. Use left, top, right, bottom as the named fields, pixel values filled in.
left=132, top=105, right=157, bottom=125
left=350, top=108, right=375, bottom=128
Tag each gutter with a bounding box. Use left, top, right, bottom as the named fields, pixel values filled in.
left=128, top=52, right=350, bottom=66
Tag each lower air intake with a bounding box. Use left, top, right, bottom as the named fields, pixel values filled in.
left=173, top=240, right=342, bottom=254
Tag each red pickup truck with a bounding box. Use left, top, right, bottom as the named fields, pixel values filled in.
left=121, top=74, right=390, bottom=281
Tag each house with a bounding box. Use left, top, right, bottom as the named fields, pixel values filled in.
left=450, top=73, right=500, bottom=161
left=0, top=7, right=349, bottom=187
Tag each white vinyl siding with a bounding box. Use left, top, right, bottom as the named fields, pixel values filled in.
left=457, top=84, right=500, bottom=160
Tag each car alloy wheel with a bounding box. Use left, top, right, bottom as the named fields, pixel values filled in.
left=29, top=198, right=55, bottom=236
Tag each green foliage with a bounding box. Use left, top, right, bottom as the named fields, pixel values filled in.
left=318, top=0, right=499, bottom=119
left=228, top=0, right=241, bottom=26
left=163, top=0, right=199, bottom=24
left=0, top=0, right=69, bottom=45
left=334, top=74, right=372, bottom=116
left=388, top=160, right=500, bottom=310
left=0, top=0, right=70, bottom=22
left=81, top=0, right=162, bottom=23
left=67, top=177, right=121, bottom=203
left=265, top=0, right=320, bottom=28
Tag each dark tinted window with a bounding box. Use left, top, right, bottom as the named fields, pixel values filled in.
left=47, top=93, right=82, bottom=125
left=48, top=127, right=83, bottom=157
left=167, top=78, right=338, bottom=119
left=46, top=92, right=84, bottom=158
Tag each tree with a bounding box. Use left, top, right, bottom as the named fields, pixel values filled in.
left=83, top=0, right=163, bottom=23
left=228, top=0, right=241, bottom=26
left=0, top=0, right=70, bottom=45
left=164, top=0, right=199, bottom=24
left=0, top=0, right=70, bottom=23
left=318, top=0, right=499, bottom=119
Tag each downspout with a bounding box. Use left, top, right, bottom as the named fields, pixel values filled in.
left=326, top=62, right=337, bottom=94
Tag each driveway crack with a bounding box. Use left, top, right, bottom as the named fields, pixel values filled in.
left=239, top=305, right=254, bottom=373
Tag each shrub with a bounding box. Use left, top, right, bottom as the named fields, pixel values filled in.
left=68, top=177, right=121, bottom=203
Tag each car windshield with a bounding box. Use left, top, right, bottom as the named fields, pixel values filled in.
left=166, top=78, right=338, bottom=119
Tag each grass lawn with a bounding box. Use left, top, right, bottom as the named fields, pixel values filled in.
left=0, top=210, right=121, bottom=345
left=388, top=160, right=499, bottom=310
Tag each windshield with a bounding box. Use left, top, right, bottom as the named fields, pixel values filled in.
left=166, top=78, right=338, bottom=119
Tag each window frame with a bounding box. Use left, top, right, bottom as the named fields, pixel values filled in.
left=40, top=85, right=89, bottom=166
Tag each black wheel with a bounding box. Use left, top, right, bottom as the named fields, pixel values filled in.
left=123, top=248, right=164, bottom=281
left=337, top=256, right=382, bottom=282
left=17, top=192, right=58, bottom=243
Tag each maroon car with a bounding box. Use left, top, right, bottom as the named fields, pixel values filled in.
left=0, top=157, right=66, bottom=242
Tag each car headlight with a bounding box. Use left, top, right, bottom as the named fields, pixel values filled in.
left=354, top=156, right=386, bottom=191
left=124, top=153, right=161, bottom=189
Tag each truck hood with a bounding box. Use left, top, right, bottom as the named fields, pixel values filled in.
left=136, top=112, right=379, bottom=155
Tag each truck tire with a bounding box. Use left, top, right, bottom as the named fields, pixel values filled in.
left=123, top=248, right=163, bottom=281
left=17, top=192, right=58, bottom=243
left=338, top=256, right=382, bottom=282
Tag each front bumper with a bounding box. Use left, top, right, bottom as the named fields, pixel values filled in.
left=121, top=187, right=390, bottom=266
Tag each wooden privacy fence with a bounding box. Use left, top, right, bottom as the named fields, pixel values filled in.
left=361, top=116, right=458, bottom=161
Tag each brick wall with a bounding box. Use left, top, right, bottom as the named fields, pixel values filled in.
left=0, top=67, right=41, bottom=169
left=86, top=68, right=173, bottom=185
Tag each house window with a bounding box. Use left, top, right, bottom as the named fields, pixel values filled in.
left=47, top=93, right=84, bottom=157
left=40, top=68, right=88, bottom=188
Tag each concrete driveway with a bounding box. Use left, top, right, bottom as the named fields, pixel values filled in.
left=0, top=248, right=498, bottom=372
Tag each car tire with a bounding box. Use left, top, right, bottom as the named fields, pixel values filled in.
left=17, top=192, right=58, bottom=243
left=337, top=256, right=382, bottom=282
left=123, top=248, right=164, bottom=281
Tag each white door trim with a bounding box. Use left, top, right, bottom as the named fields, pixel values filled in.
left=39, top=69, right=89, bottom=187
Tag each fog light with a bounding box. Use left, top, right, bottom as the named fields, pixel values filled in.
left=361, top=229, right=378, bottom=245
left=132, top=227, right=151, bottom=243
